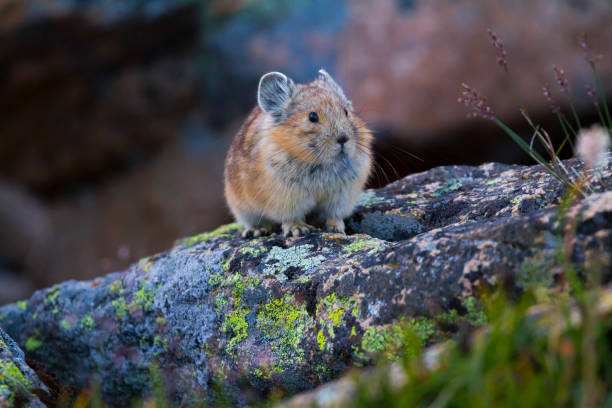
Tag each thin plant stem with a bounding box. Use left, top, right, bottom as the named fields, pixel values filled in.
left=569, top=102, right=583, bottom=131
left=560, top=113, right=577, bottom=138
left=493, top=118, right=559, bottom=180
left=556, top=115, right=574, bottom=155
left=591, top=66, right=612, bottom=129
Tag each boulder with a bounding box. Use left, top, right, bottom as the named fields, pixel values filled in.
left=0, top=328, right=47, bottom=407
left=0, top=159, right=610, bottom=406
left=0, top=0, right=200, bottom=194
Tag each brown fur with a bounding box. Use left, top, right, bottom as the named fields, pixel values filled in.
left=224, top=72, right=373, bottom=237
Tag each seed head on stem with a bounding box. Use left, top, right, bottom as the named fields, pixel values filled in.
left=585, top=85, right=600, bottom=109
left=487, top=29, right=508, bottom=72
left=542, top=84, right=561, bottom=115
left=458, top=83, right=495, bottom=120
left=553, top=66, right=569, bottom=93
left=578, top=32, right=602, bottom=67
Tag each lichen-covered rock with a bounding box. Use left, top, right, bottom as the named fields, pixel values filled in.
left=0, top=328, right=47, bottom=407
left=0, top=159, right=610, bottom=406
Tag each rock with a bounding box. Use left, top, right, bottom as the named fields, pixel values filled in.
left=0, top=0, right=200, bottom=194
left=0, top=0, right=227, bottom=296
left=205, top=0, right=612, bottom=138
left=0, top=159, right=611, bottom=406
left=0, top=328, right=47, bottom=407
left=0, top=268, right=36, bottom=306
left=279, top=284, right=612, bottom=408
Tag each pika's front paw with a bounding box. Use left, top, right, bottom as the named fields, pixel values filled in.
left=282, top=220, right=314, bottom=237
left=326, top=218, right=345, bottom=234
left=241, top=227, right=269, bottom=238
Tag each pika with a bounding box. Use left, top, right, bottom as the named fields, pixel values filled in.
left=224, top=69, right=373, bottom=237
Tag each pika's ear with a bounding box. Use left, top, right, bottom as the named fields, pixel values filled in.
left=318, top=69, right=353, bottom=110
left=257, top=72, right=295, bottom=120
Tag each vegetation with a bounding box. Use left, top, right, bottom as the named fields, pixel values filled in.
left=459, top=30, right=611, bottom=196
left=305, top=281, right=612, bottom=408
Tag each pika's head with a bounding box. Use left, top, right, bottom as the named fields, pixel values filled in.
left=257, top=69, right=372, bottom=166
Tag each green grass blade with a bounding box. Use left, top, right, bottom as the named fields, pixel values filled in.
left=592, top=67, right=612, bottom=129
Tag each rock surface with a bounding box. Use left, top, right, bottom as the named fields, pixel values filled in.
left=0, top=328, right=47, bottom=407
left=1, top=159, right=611, bottom=406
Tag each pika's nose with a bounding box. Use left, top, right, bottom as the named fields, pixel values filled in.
left=336, top=134, right=349, bottom=145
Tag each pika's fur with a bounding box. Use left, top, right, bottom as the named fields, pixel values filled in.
left=224, top=69, right=373, bottom=237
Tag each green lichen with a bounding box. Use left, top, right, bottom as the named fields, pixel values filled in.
left=486, top=178, right=503, bottom=185
left=215, top=294, right=228, bottom=312
left=112, top=298, right=128, bottom=318
left=60, top=319, right=72, bottom=331
left=138, top=257, right=153, bottom=273
left=208, top=273, right=223, bottom=286
left=153, top=335, right=168, bottom=352
left=217, top=274, right=260, bottom=310
left=356, top=191, right=393, bottom=206
left=257, top=294, right=314, bottom=367
left=180, top=223, right=241, bottom=247
left=315, top=363, right=330, bottom=381
left=317, top=293, right=360, bottom=351
left=25, top=337, right=42, bottom=352
left=110, top=280, right=124, bottom=294
left=252, top=368, right=264, bottom=379
left=240, top=245, right=267, bottom=257
left=80, top=313, right=95, bottom=331
left=432, top=178, right=462, bottom=197
left=223, top=308, right=249, bottom=354
left=0, top=360, right=32, bottom=402
left=342, top=236, right=384, bottom=253
left=134, top=280, right=156, bottom=312
left=317, top=329, right=326, bottom=351
left=44, top=286, right=60, bottom=303
left=262, top=245, right=326, bottom=279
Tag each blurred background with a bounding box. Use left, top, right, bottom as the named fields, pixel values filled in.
left=0, top=0, right=610, bottom=303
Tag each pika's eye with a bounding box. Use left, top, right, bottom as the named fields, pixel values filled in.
left=344, top=108, right=348, bottom=116
left=308, top=112, right=319, bottom=123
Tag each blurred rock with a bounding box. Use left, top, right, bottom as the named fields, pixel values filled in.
left=34, top=120, right=232, bottom=288
left=0, top=181, right=50, bottom=268
left=1, top=158, right=610, bottom=406
left=0, top=0, right=233, bottom=294
left=205, top=0, right=612, bottom=162
left=338, top=0, right=612, bottom=139
left=0, top=268, right=36, bottom=305
left=0, top=0, right=200, bottom=194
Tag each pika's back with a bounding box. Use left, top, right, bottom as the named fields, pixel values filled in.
left=224, top=69, right=372, bottom=237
